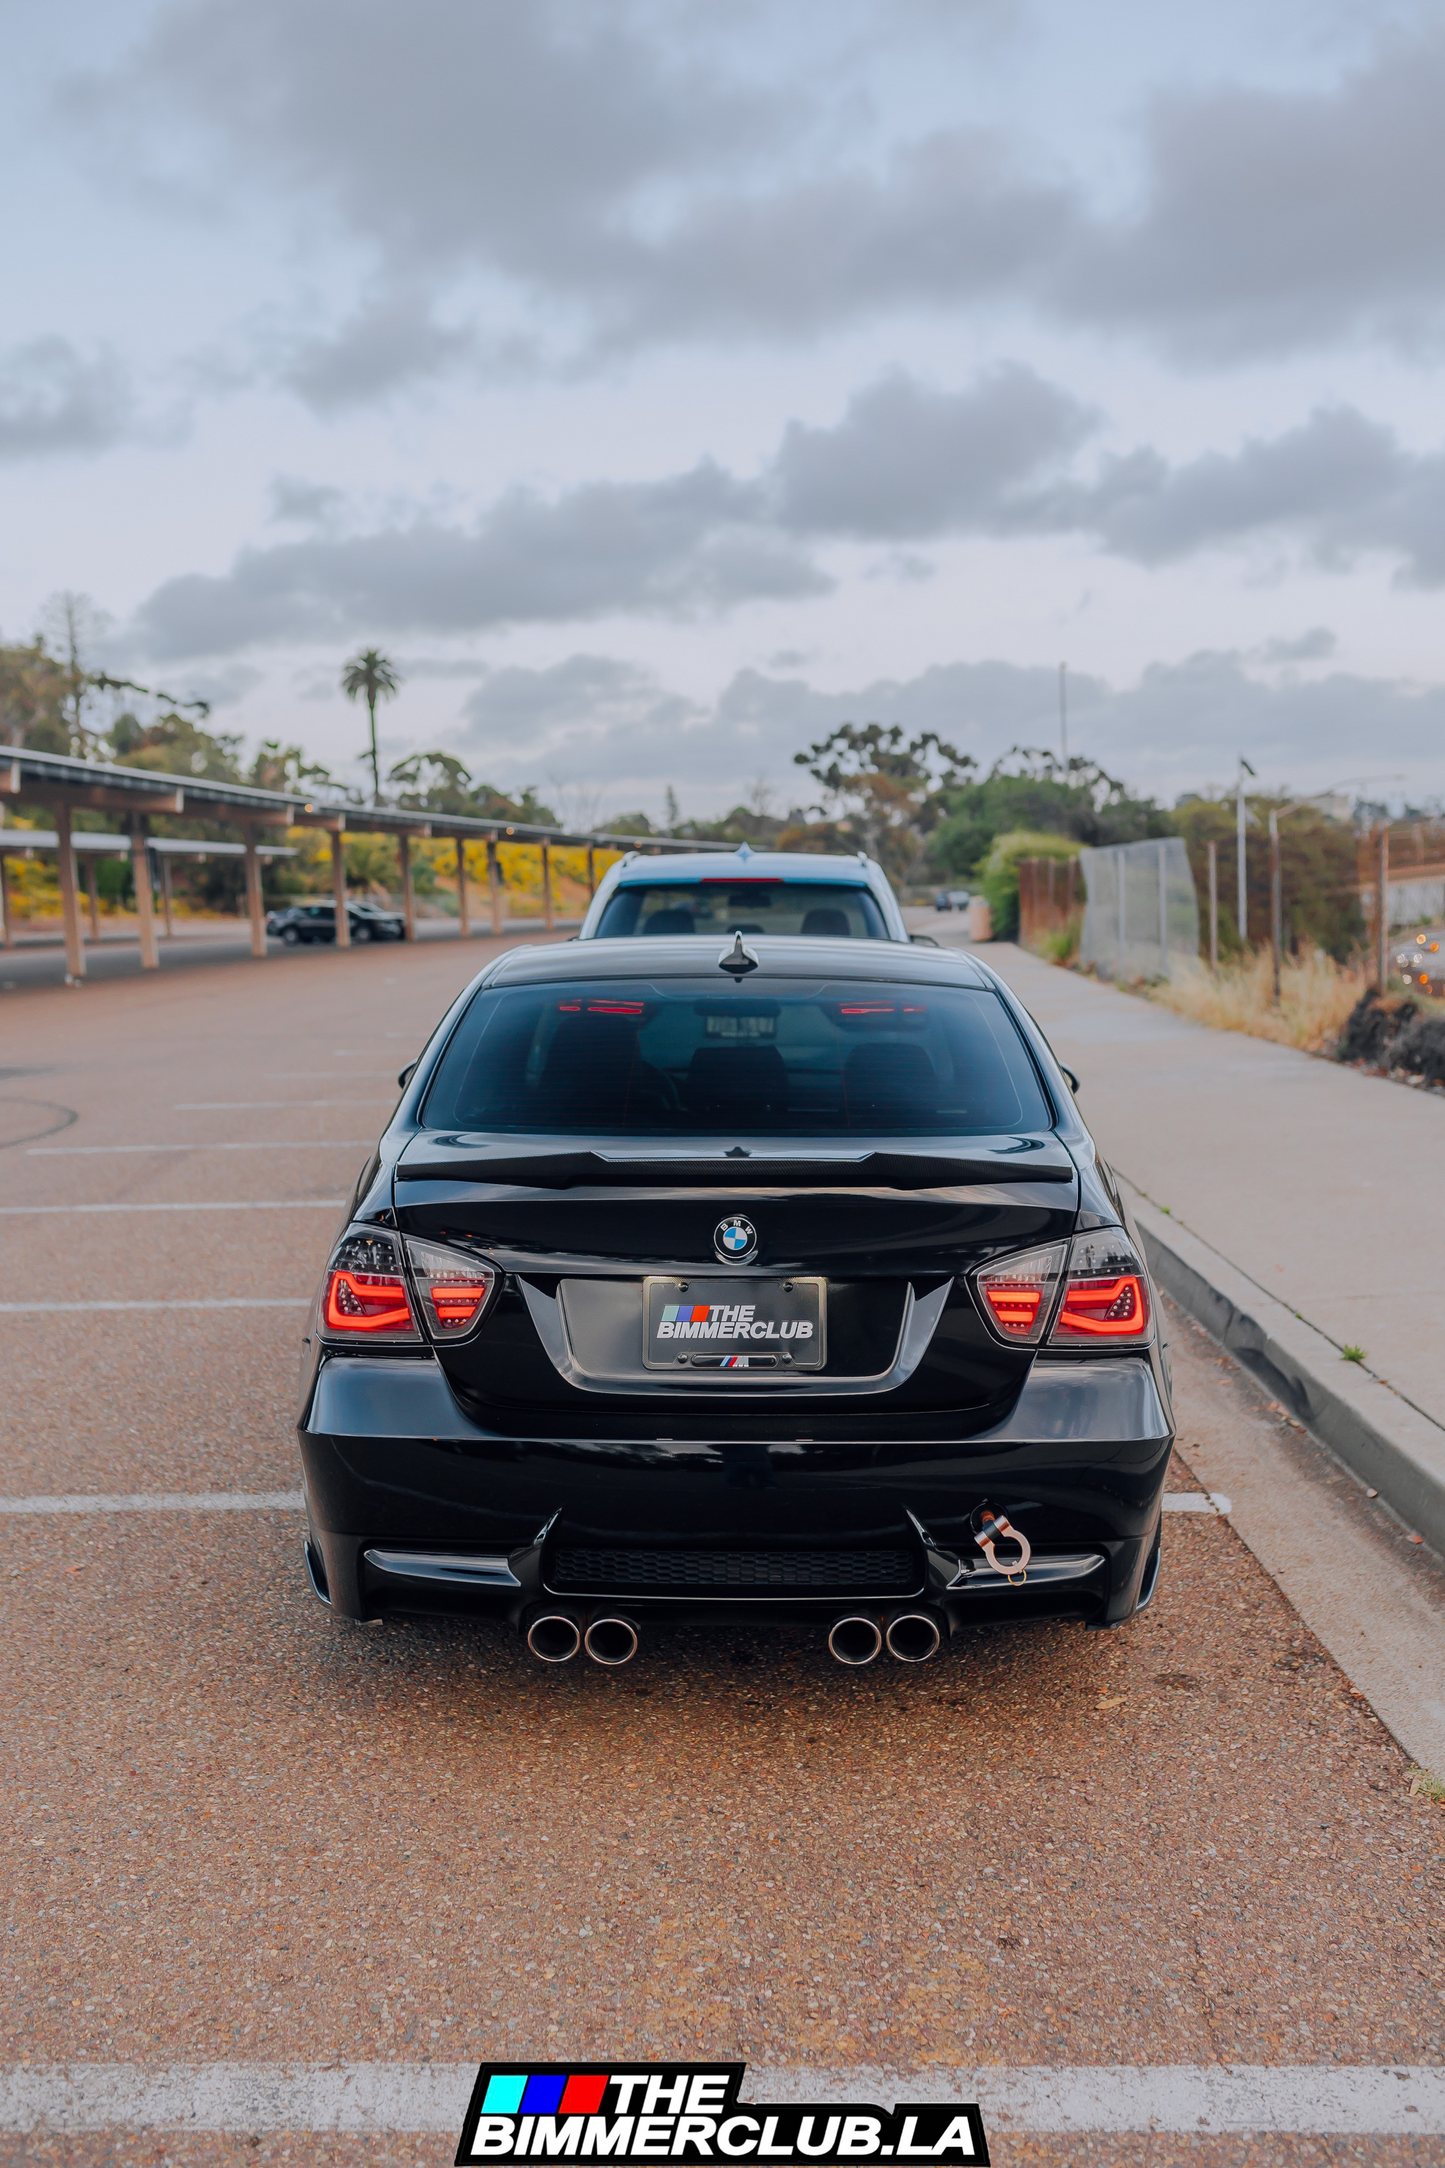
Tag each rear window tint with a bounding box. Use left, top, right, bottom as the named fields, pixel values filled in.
left=595, top=881, right=888, bottom=940
left=421, top=978, right=1051, bottom=1137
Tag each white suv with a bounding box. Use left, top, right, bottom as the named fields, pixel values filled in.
left=579, top=844, right=910, bottom=942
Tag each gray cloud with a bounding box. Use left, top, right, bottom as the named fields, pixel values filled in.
left=0, top=338, right=134, bottom=460
left=279, top=294, right=478, bottom=412
left=1049, top=408, right=1445, bottom=580
left=134, top=462, right=824, bottom=658
left=427, top=648, right=1445, bottom=815
left=67, top=4, right=1445, bottom=377
left=128, top=369, right=1445, bottom=656
left=1059, top=35, right=1445, bottom=361
left=770, top=366, right=1094, bottom=538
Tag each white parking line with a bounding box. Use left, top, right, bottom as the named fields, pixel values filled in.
left=0, top=1299, right=310, bottom=1314
left=29, top=1141, right=376, bottom=1154
left=0, top=1493, right=303, bottom=1514
left=0, top=2062, right=1440, bottom=2135
left=1161, top=1490, right=1231, bottom=1515
left=0, top=1202, right=345, bottom=1216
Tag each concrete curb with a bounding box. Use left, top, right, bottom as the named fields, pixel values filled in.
left=1122, top=1180, right=1445, bottom=1561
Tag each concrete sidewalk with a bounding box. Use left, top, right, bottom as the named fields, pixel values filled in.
left=947, top=935, right=1445, bottom=1555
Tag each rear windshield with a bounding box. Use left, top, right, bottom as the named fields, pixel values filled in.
left=421, top=978, right=1052, bottom=1136
left=594, top=881, right=888, bottom=940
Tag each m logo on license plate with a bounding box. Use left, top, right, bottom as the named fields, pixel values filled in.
left=643, top=1276, right=825, bottom=1371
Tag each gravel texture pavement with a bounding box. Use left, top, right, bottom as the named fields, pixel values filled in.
left=2, top=943, right=1442, bottom=2166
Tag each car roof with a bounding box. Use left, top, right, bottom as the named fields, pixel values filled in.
left=605, top=848, right=874, bottom=885
left=482, top=935, right=991, bottom=989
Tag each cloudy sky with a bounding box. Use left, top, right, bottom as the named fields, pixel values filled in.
left=5, top=0, right=1445, bottom=818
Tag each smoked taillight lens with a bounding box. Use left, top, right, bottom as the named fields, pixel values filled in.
left=1049, top=1230, right=1152, bottom=1345
left=321, top=1230, right=419, bottom=1341
left=973, top=1241, right=1066, bottom=1345
left=404, top=1237, right=497, bottom=1341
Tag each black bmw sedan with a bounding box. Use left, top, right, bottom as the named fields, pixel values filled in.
left=298, top=935, right=1173, bottom=1666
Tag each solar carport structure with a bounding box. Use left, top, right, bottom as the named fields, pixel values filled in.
left=0, top=747, right=703, bottom=981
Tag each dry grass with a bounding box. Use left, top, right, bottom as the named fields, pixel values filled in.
left=1146, top=948, right=1371, bottom=1052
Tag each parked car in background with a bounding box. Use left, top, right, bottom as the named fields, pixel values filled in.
left=1394, top=928, right=1445, bottom=995
left=265, top=900, right=406, bottom=945
left=935, top=889, right=971, bottom=912
left=580, top=844, right=910, bottom=943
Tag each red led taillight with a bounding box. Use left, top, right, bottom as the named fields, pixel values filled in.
left=973, top=1242, right=1066, bottom=1346
left=324, top=1269, right=414, bottom=1334
left=1049, top=1231, right=1152, bottom=1347
left=319, top=1229, right=419, bottom=1343
left=1055, top=1272, right=1149, bottom=1338
left=404, top=1236, right=497, bottom=1340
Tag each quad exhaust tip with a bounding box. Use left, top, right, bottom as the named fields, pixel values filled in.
left=526, top=1612, right=582, bottom=1663
left=827, top=1613, right=883, bottom=1666
left=584, top=1614, right=640, bottom=1667
left=827, top=1609, right=943, bottom=1665
left=525, top=1610, right=641, bottom=1666
left=884, top=1609, right=942, bottom=1663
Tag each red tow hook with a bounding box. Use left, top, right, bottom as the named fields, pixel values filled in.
left=971, top=1504, right=1031, bottom=1584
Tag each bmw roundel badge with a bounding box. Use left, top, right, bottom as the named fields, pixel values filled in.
left=715, top=1215, right=758, bottom=1262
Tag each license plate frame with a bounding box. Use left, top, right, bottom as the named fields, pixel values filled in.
left=642, top=1275, right=826, bottom=1372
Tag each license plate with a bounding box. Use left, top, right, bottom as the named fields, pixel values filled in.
left=643, top=1275, right=825, bottom=1371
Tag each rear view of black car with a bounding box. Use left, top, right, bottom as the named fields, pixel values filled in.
left=298, top=936, right=1173, bottom=1666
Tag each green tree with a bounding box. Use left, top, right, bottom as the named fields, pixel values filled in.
left=930, top=748, right=1165, bottom=881
left=386, top=750, right=554, bottom=824
left=0, top=640, right=71, bottom=752
left=1171, top=792, right=1364, bottom=961
left=341, top=648, right=401, bottom=804
left=792, top=723, right=975, bottom=880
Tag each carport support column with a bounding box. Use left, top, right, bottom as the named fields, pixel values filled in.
left=586, top=843, right=596, bottom=897
left=56, top=803, right=85, bottom=981
left=455, top=837, right=471, bottom=937
left=159, top=853, right=174, bottom=937
left=243, top=824, right=266, bottom=959
left=398, top=830, right=415, bottom=942
left=84, top=852, right=101, bottom=940
left=0, top=849, right=11, bottom=947
left=129, top=817, right=158, bottom=972
left=541, top=840, right=553, bottom=932
left=487, top=837, right=502, bottom=934
left=330, top=821, right=350, bottom=946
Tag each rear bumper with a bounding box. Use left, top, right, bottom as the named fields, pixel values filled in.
left=298, top=1352, right=1171, bottom=1630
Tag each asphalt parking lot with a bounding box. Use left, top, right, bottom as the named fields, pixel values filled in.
left=2, top=939, right=1443, bottom=2166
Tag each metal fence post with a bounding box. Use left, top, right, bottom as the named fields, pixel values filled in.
left=541, top=840, right=554, bottom=932
left=1207, top=840, right=1219, bottom=971
left=1377, top=823, right=1390, bottom=990
left=1116, top=847, right=1127, bottom=977
left=1270, top=810, right=1282, bottom=1003
left=1157, top=839, right=1168, bottom=977
left=398, top=830, right=415, bottom=943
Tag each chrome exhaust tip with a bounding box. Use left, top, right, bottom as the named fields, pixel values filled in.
left=884, top=1609, right=942, bottom=1663
left=583, top=1614, right=640, bottom=1667
left=526, top=1612, right=582, bottom=1663
left=827, top=1613, right=883, bottom=1666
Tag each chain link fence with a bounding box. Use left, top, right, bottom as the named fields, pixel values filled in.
left=1078, top=837, right=1200, bottom=981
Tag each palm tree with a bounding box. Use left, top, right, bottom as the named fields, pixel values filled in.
left=341, top=648, right=401, bottom=804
